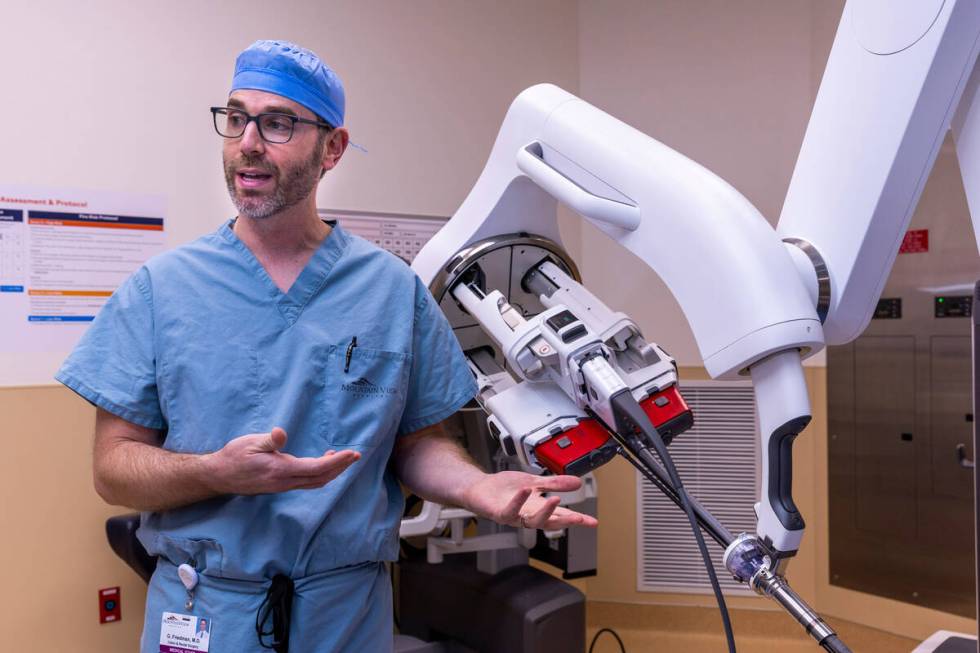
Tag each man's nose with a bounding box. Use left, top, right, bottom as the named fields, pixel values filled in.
left=239, top=120, right=265, bottom=156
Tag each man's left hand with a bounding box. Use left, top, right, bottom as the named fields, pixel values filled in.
left=460, top=471, right=599, bottom=530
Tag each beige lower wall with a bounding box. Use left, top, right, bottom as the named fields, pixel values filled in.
left=3, top=368, right=976, bottom=650
left=1, top=386, right=146, bottom=651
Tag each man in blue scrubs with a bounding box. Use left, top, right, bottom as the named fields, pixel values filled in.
left=57, top=41, right=596, bottom=652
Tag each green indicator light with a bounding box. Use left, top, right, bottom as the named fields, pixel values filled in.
left=938, top=297, right=945, bottom=303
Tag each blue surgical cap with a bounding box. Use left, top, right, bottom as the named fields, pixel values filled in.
left=231, top=40, right=345, bottom=127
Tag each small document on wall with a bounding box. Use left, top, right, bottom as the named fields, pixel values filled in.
left=318, top=208, right=446, bottom=264
left=0, top=185, right=165, bottom=353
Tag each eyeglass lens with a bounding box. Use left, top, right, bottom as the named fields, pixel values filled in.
left=214, top=109, right=295, bottom=144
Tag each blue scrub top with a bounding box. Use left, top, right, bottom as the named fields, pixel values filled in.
left=57, top=220, right=477, bottom=581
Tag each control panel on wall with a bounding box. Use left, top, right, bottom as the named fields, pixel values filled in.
left=318, top=209, right=447, bottom=264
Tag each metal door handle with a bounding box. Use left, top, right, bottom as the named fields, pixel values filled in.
left=956, top=443, right=975, bottom=469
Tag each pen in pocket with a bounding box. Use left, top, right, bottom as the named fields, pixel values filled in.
left=344, top=336, right=358, bottom=373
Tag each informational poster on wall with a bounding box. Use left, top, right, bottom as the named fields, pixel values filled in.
left=318, top=208, right=447, bottom=264
left=0, top=185, right=165, bottom=365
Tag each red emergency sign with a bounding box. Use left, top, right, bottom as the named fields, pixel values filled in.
left=899, top=229, right=928, bottom=254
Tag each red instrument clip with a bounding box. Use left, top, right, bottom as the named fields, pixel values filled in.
left=534, top=418, right=618, bottom=476
left=638, top=385, right=693, bottom=444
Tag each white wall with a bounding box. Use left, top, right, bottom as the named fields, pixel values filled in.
left=576, top=0, right=824, bottom=366
left=0, top=0, right=848, bottom=382
left=0, top=0, right=581, bottom=385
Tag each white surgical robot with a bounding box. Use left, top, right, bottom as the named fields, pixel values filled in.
left=401, top=1, right=980, bottom=651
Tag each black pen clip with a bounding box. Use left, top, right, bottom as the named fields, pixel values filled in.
left=344, top=336, right=357, bottom=374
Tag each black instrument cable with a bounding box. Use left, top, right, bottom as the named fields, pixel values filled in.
left=609, top=390, right=737, bottom=653
left=588, top=627, right=627, bottom=652
left=614, top=443, right=732, bottom=548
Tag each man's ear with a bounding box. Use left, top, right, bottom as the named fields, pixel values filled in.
left=321, top=127, right=350, bottom=174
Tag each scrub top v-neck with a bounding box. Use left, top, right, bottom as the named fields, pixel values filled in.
left=222, top=219, right=339, bottom=327
left=57, top=219, right=477, bottom=581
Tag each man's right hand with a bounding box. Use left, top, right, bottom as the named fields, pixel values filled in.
left=203, top=427, right=360, bottom=495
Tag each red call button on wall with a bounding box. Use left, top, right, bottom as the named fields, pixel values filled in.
left=99, top=586, right=121, bottom=624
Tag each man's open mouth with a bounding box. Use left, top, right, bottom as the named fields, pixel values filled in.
left=236, top=169, right=274, bottom=188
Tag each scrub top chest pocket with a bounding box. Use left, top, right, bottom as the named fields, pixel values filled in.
left=323, top=343, right=411, bottom=448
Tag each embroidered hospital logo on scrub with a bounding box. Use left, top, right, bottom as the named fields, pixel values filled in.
left=342, top=376, right=398, bottom=397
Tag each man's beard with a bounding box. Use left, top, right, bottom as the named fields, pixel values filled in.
left=224, top=142, right=324, bottom=220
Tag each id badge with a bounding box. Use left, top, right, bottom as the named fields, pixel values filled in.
left=160, top=611, right=212, bottom=652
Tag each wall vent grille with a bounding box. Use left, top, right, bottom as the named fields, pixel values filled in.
left=636, top=380, right=759, bottom=595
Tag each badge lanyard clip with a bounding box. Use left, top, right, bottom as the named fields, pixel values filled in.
left=178, top=563, right=199, bottom=610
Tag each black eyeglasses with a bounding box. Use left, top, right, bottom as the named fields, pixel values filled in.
left=210, top=107, right=334, bottom=144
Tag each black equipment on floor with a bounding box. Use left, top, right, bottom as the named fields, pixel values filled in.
left=397, top=553, right=585, bottom=653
